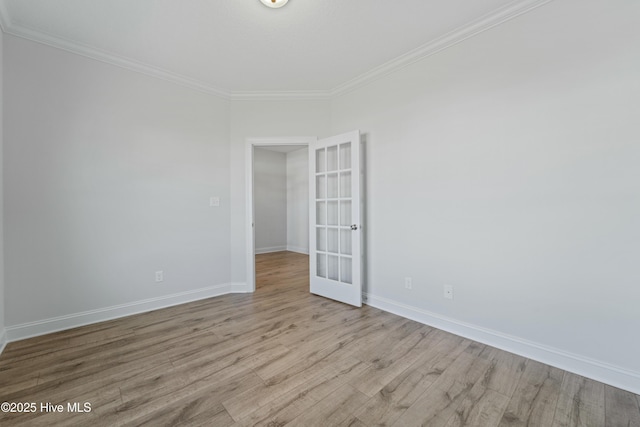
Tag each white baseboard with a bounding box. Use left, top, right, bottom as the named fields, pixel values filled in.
left=230, top=282, right=252, bottom=293
left=0, top=328, right=7, bottom=357
left=5, top=283, right=242, bottom=343
left=286, top=245, right=309, bottom=255
left=364, top=293, right=640, bottom=395
left=255, top=246, right=287, bottom=255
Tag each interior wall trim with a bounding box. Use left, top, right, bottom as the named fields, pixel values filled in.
left=255, top=246, right=288, bottom=255
left=0, top=10, right=230, bottom=99
left=364, top=292, right=640, bottom=395
left=3, top=282, right=638, bottom=395
left=286, top=246, right=310, bottom=255
left=0, top=328, right=7, bottom=357
left=0, top=0, right=553, bottom=101
left=4, top=282, right=244, bottom=343
left=230, top=91, right=331, bottom=101
left=230, top=282, right=252, bottom=293
left=330, top=0, right=554, bottom=98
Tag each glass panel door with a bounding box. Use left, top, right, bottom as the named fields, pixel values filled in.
left=309, top=131, right=361, bottom=307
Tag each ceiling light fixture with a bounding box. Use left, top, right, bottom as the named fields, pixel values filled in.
left=259, top=0, right=288, bottom=8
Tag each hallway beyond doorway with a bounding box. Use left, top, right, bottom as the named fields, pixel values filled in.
left=255, top=251, right=309, bottom=291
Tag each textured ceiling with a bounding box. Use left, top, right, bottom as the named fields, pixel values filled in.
left=0, top=0, right=550, bottom=97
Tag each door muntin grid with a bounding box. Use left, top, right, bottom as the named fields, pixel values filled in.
left=315, top=142, right=353, bottom=284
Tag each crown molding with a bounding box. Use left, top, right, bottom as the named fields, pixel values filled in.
left=330, top=0, right=554, bottom=98
left=0, top=0, right=554, bottom=102
left=1, top=17, right=232, bottom=99
left=230, top=90, right=331, bottom=101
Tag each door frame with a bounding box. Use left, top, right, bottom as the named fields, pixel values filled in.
left=245, top=137, right=316, bottom=292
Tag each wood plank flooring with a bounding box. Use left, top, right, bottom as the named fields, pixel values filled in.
left=0, top=251, right=638, bottom=426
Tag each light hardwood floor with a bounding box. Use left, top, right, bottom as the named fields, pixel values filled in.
left=1, top=251, right=639, bottom=426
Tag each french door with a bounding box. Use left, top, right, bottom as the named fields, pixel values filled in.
left=309, top=130, right=362, bottom=307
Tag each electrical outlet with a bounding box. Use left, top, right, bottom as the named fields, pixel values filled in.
left=209, top=197, right=220, bottom=207
left=444, top=285, right=453, bottom=300
left=405, top=277, right=412, bottom=290
left=155, top=271, right=164, bottom=282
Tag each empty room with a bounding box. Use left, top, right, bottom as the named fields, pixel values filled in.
left=0, top=0, right=639, bottom=426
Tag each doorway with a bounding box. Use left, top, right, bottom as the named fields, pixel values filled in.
left=245, top=138, right=314, bottom=292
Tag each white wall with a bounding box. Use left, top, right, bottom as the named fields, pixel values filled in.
left=331, top=0, right=640, bottom=392
left=254, top=148, right=287, bottom=253
left=286, top=148, right=309, bottom=254
left=0, top=27, right=6, bottom=352
left=3, top=35, right=231, bottom=338
left=229, top=100, right=331, bottom=283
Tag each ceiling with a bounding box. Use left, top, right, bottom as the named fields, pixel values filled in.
left=0, top=0, right=551, bottom=99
